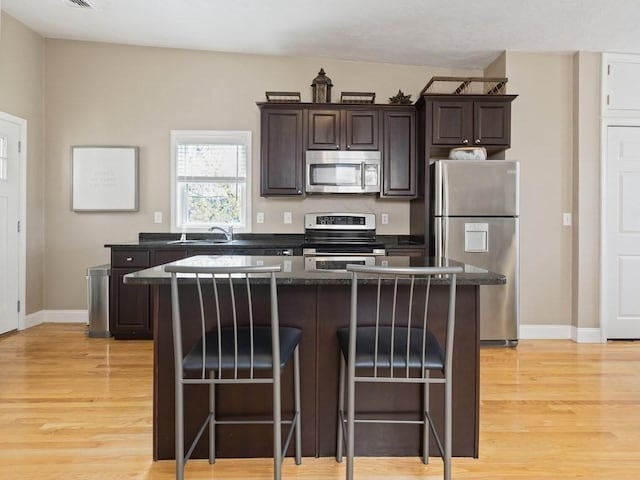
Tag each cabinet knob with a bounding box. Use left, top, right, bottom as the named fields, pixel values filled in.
left=462, top=139, right=469, bottom=144
left=297, top=190, right=301, bottom=194
left=346, top=145, right=351, bottom=150
left=474, top=139, right=481, bottom=144
left=336, top=145, right=340, bottom=149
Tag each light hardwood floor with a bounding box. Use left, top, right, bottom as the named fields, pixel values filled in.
left=1, top=323, right=640, bottom=479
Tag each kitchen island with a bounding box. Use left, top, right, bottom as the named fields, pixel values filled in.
left=124, top=255, right=505, bottom=461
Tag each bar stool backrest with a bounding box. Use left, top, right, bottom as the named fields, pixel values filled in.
left=346, top=264, right=463, bottom=379
left=166, top=264, right=283, bottom=381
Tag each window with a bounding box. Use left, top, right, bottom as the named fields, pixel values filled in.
left=171, top=131, right=251, bottom=232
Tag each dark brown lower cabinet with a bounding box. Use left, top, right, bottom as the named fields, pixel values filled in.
left=110, top=267, right=151, bottom=339
left=110, top=249, right=152, bottom=339
left=110, top=248, right=189, bottom=339
left=151, top=283, right=480, bottom=460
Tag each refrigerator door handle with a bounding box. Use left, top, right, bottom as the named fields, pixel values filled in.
left=435, top=217, right=445, bottom=260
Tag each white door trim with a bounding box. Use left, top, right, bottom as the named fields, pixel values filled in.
left=600, top=53, right=640, bottom=341
left=0, top=112, right=27, bottom=331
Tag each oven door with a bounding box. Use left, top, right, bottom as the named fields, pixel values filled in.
left=304, top=255, right=376, bottom=272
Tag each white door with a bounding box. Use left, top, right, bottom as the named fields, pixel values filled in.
left=0, top=116, right=21, bottom=334
left=605, top=126, right=640, bottom=339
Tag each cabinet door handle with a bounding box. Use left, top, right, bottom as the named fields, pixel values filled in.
left=462, top=139, right=469, bottom=144
left=126, top=257, right=133, bottom=262
left=474, top=139, right=481, bottom=144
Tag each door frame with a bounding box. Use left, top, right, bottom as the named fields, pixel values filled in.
left=0, top=112, right=27, bottom=332
left=600, top=53, right=640, bottom=340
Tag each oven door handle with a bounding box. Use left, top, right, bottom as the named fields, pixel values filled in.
left=361, top=162, right=366, bottom=189
left=303, top=248, right=386, bottom=256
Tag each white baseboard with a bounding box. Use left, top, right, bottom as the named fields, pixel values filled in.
left=520, top=324, right=572, bottom=339
left=23, top=310, right=45, bottom=330
left=520, top=324, right=603, bottom=343
left=22, top=310, right=88, bottom=329
left=571, top=326, right=604, bottom=343
left=45, top=310, right=88, bottom=324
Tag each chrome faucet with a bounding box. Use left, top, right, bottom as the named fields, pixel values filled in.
left=208, top=225, right=233, bottom=241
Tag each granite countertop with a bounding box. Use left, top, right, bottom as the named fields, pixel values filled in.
left=105, top=233, right=425, bottom=250
left=124, top=255, right=505, bottom=286
left=104, top=233, right=305, bottom=249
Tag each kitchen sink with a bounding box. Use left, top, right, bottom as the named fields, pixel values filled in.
left=166, top=239, right=230, bottom=245
left=166, top=239, right=199, bottom=244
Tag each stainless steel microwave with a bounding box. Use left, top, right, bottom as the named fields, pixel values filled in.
left=305, top=150, right=381, bottom=193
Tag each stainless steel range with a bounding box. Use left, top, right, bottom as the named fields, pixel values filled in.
left=303, top=213, right=385, bottom=271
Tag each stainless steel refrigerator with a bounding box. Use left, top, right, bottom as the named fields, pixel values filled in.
left=431, top=160, right=519, bottom=345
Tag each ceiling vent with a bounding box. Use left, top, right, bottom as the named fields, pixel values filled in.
left=64, top=0, right=95, bottom=8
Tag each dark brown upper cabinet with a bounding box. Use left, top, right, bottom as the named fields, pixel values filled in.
left=260, top=106, right=304, bottom=196
left=307, top=109, right=379, bottom=150
left=381, top=108, right=416, bottom=198
left=429, top=95, right=517, bottom=149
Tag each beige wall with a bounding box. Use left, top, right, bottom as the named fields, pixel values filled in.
left=44, top=39, right=480, bottom=309
left=506, top=52, right=574, bottom=326
left=484, top=52, right=506, bottom=78
left=0, top=12, right=45, bottom=314
left=572, top=52, right=601, bottom=330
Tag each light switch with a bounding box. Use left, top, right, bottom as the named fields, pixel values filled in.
left=154, top=211, right=162, bottom=223
left=381, top=213, right=389, bottom=225
left=284, top=211, right=292, bottom=224
left=257, top=212, right=265, bottom=224
left=563, top=212, right=572, bottom=226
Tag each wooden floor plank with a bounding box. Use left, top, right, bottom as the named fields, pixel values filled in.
left=1, top=323, right=640, bottom=479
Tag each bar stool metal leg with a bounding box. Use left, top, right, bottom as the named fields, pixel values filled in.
left=444, top=370, right=452, bottom=480
left=346, top=354, right=355, bottom=480
left=423, top=370, right=430, bottom=465
left=209, top=371, right=215, bottom=464
left=336, top=355, right=345, bottom=463
left=176, top=378, right=185, bottom=480
left=294, top=346, right=302, bottom=465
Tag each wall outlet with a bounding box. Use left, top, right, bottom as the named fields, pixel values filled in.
left=256, top=211, right=265, bottom=224
left=563, top=212, right=572, bottom=226
left=381, top=213, right=389, bottom=225
left=284, top=211, right=292, bottom=224
left=154, top=211, right=162, bottom=223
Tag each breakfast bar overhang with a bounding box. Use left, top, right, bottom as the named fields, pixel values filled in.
left=124, top=255, right=505, bottom=460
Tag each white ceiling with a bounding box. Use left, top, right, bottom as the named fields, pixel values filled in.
left=3, top=0, right=640, bottom=69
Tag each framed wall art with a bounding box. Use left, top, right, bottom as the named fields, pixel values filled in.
left=71, top=146, right=139, bottom=212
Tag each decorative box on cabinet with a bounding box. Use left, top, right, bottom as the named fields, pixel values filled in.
left=259, top=106, right=304, bottom=196
left=307, top=108, right=379, bottom=150
left=426, top=95, right=517, bottom=150
left=381, top=108, right=416, bottom=198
